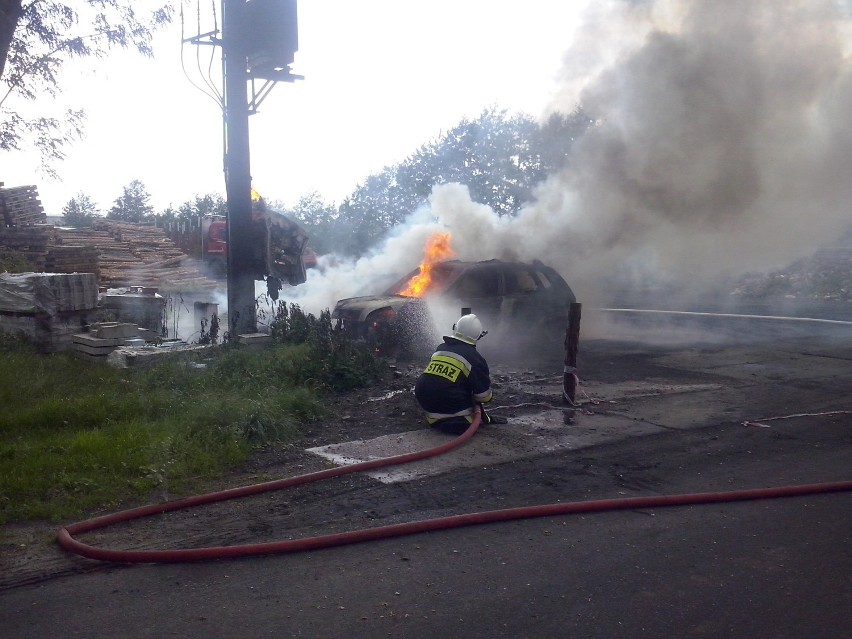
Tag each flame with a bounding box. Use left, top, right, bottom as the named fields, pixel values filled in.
left=251, top=188, right=263, bottom=202
left=399, top=232, right=455, bottom=297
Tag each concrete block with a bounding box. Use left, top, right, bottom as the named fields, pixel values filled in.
left=237, top=333, right=273, bottom=348
left=72, top=342, right=119, bottom=357
left=94, top=322, right=140, bottom=339
left=72, top=333, right=124, bottom=348
left=137, top=328, right=159, bottom=342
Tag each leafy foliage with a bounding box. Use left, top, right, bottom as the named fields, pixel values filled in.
left=61, top=191, right=100, bottom=227
left=0, top=319, right=387, bottom=524
left=158, top=193, right=228, bottom=223
left=263, top=300, right=387, bottom=391
left=107, top=179, right=154, bottom=222
left=0, top=1, right=173, bottom=174
left=279, top=191, right=338, bottom=255
left=278, top=107, right=592, bottom=257
left=0, top=248, right=34, bottom=273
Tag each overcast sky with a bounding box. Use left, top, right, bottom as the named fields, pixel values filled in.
left=2, top=0, right=588, bottom=215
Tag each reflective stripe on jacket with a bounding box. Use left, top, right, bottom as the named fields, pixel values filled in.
left=414, top=337, right=492, bottom=424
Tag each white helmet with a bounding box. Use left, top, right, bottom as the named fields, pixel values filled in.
left=449, top=314, right=488, bottom=345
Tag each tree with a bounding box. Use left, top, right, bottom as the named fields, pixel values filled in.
left=61, top=192, right=99, bottom=227
left=108, top=179, right=153, bottom=223
left=0, top=1, right=173, bottom=174
left=329, top=107, right=593, bottom=256
left=278, top=191, right=338, bottom=255
left=533, top=109, right=595, bottom=174
left=177, top=193, right=227, bottom=218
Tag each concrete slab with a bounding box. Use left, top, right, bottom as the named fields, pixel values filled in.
left=237, top=333, right=273, bottom=348
left=72, top=333, right=124, bottom=348
left=94, top=322, right=141, bottom=339
left=307, top=410, right=663, bottom=484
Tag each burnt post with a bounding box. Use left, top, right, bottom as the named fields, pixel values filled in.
left=562, top=302, right=582, bottom=405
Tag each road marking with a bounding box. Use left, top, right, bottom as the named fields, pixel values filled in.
left=308, top=381, right=729, bottom=482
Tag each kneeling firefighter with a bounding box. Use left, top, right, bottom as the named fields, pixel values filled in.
left=414, top=314, right=507, bottom=435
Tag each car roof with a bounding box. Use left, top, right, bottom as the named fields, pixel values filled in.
left=382, top=259, right=569, bottom=295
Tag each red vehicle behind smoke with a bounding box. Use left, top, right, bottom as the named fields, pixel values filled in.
left=166, top=213, right=316, bottom=284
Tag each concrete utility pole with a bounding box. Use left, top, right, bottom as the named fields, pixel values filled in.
left=218, top=0, right=301, bottom=336
left=222, top=0, right=256, bottom=335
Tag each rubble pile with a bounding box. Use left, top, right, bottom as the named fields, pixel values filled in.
left=71, top=321, right=158, bottom=361
left=732, top=246, right=852, bottom=301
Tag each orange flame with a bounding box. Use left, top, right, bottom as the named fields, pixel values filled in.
left=399, top=232, right=455, bottom=297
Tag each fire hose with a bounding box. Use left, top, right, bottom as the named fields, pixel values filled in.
left=57, top=408, right=852, bottom=564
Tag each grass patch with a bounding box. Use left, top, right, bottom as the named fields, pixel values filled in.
left=0, top=308, right=386, bottom=524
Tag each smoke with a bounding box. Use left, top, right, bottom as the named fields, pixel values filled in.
left=284, top=0, right=852, bottom=315
left=529, top=0, right=852, bottom=301
left=280, top=206, right=448, bottom=314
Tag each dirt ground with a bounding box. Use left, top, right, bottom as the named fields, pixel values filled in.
left=2, top=311, right=849, bottom=599
left=0, top=348, right=570, bottom=588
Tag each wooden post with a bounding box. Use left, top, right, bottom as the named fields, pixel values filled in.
left=563, top=302, right=582, bottom=405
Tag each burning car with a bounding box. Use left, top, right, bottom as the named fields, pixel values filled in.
left=332, top=257, right=577, bottom=358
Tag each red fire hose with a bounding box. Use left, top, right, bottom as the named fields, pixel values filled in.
left=57, top=411, right=852, bottom=564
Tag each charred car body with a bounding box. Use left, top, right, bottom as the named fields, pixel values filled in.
left=332, top=259, right=576, bottom=357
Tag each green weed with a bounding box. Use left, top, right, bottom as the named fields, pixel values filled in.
left=0, top=323, right=386, bottom=525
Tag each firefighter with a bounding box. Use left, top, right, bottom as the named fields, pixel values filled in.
left=414, top=314, right=507, bottom=435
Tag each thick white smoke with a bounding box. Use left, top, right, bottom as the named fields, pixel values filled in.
left=279, top=206, right=447, bottom=314
left=285, top=0, right=852, bottom=315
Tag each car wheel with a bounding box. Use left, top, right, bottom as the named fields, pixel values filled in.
left=365, top=309, right=400, bottom=358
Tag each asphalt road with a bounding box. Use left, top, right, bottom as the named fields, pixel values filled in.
left=1, top=316, right=850, bottom=639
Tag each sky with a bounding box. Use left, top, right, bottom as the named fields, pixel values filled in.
left=2, top=0, right=589, bottom=214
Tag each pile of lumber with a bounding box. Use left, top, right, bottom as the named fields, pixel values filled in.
left=0, top=225, right=55, bottom=270
left=0, top=184, right=46, bottom=227
left=43, top=245, right=100, bottom=277
left=55, top=220, right=219, bottom=291
left=0, top=184, right=219, bottom=292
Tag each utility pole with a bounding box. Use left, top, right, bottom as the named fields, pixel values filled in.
left=222, top=0, right=256, bottom=335
left=214, top=0, right=300, bottom=336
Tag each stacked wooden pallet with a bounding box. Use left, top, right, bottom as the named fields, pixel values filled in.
left=0, top=184, right=46, bottom=227
left=0, top=225, right=56, bottom=270
left=43, top=245, right=100, bottom=277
